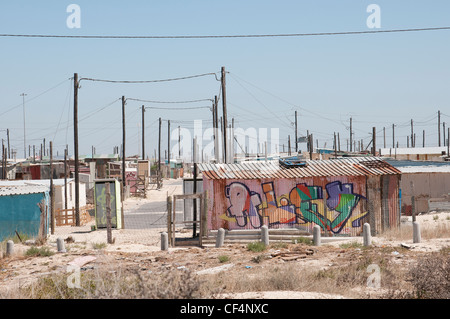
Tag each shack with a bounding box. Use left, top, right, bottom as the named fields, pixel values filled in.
left=198, top=157, right=402, bottom=237
left=385, top=160, right=450, bottom=214
left=0, top=184, right=50, bottom=241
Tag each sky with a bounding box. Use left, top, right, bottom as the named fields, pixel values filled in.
left=0, top=0, right=449, bottom=160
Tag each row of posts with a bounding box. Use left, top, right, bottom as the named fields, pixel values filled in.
left=159, top=222, right=422, bottom=251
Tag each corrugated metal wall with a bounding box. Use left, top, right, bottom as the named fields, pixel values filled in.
left=205, top=175, right=388, bottom=236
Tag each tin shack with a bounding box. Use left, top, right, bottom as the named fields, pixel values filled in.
left=198, top=157, right=401, bottom=236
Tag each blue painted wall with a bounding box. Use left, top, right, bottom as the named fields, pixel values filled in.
left=0, top=192, right=49, bottom=241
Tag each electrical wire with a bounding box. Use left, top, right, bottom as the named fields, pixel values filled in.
left=127, top=97, right=213, bottom=104
left=1, top=26, right=449, bottom=39
left=79, top=72, right=220, bottom=84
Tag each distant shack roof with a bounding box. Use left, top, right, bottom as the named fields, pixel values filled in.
left=380, top=147, right=447, bottom=156
left=198, top=156, right=401, bottom=180
left=80, top=154, right=119, bottom=160
left=0, top=184, right=49, bottom=196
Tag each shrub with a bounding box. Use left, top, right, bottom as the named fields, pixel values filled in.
left=25, top=246, right=55, bottom=257
left=247, top=242, right=266, bottom=252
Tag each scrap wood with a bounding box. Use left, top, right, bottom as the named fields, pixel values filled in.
left=281, top=255, right=307, bottom=261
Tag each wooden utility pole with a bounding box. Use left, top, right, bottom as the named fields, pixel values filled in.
left=288, top=135, right=291, bottom=156
left=443, top=122, right=446, bottom=147
left=392, top=124, right=395, bottom=149
left=383, top=127, right=386, bottom=149
left=178, top=126, right=181, bottom=158
left=295, top=110, right=298, bottom=153
left=438, top=110, right=441, bottom=146
left=50, top=141, right=55, bottom=235
left=64, top=147, right=68, bottom=211
left=73, top=73, right=80, bottom=226
left=167, top=119, right=171, bottom=173
left=372, top=127, right=376, bottom=156
left=6, top=129, right=10, bottom=159
left=158, top=117, right=162, bottom=174
left=33, top=145, right=35, bottom=163
left=121, top=96, right=126, bottom=200
left=349, top=117, right=353, bottom=152
left=141, top=105, right=145, bottom=160
left=221, top=67, right=228, bottom=163
left=334, top=132, right=337, bottom=157
left=214, top=95, right=219, bottom=162
left=338, top=132, right=341, bottom=151
left=411, top=119, right=414, bottom=148
left=423, top=130, right=426, bottom=147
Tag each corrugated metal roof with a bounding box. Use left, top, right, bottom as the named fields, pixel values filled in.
left=0, top=185, right=49, bottom=196
left=198, top=156, right=401, bottom=180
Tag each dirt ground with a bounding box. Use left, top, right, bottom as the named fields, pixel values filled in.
left=0, top=178, right=449, bottom=299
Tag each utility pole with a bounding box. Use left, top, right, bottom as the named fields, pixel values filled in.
left=178, top=126, right=181, bottom=158
left=438, top=110, right=441, bottom=146
left=20, top=93, right=27, bottom=158
left=167, top=119, right=171, bottom=171
left=6, top=129, right=10, bottom=159
left=214, top=95, right=219, bottom=163
left=141, top=105, right=145, bottom=160
left=221, top=67, right=228, bottom=163
left=64, top=147, right=68, bottom=211
left=50, top=141, right=55, bottom=235
left=383, top=127, right=386, bottom=149
left=158, top=117, right=162, bottom=174
left=295, top=110, right=298, bottom=153
left=122, top=96, right=126, bottom=200
left=443, top=122, right=446, bottom=147
left=349, top=117, right=353, bottom=152
left=423, top=130, right=425, bottom=147
left=73, top=73, right=80, bottom=226
left=392, top=124, right=395, bottom=149
left=288, top=135, right=291, bottom=156
left=372, top=127, right=376, bottom=156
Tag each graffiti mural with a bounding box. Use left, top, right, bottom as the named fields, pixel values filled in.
left=223, top=180, right=368, bottom=234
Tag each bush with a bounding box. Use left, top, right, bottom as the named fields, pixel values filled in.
left=218, top=255, right=230, bottom=263
left=25, top=246, right=55, bottom=257
left=407, top=252, right=449, bottom=299
left=247, top=242, right=266, bottom=252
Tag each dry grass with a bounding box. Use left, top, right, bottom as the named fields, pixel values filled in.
left=8, top=264, right=219, bottom=299
left=380, top=220, right=450, bottom=241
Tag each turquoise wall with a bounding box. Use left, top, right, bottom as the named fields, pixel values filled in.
left=0, top=192, right=49, bottom=241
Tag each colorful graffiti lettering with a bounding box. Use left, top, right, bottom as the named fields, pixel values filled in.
left=223, top=181, right=368, bottom=234
left=225, top=182, right=262, bottom=228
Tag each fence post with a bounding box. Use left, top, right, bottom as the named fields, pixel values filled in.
left=216, top=228, right=225, bottom=248
left=6, top=240, right=14, bottom=257
left=261, top=225, right=269, bottom=246
left=363, top=223, right=372, bottom=246
left=161, top=232, right=169, bottom=251
left=167, top=195, right=173, bottom=246
left=57, top=237, right=66, bottom=253
left=413, top=221, right=421, bottom=243
left=313, top=225, right=321, bottom=246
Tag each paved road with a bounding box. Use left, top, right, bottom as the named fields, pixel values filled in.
left=123, top=179, right=189, bottom=229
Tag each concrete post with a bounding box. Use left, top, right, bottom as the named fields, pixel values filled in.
left=313, top=225, right=321, bottom=246
left=161, top=232, right=169, bottom=251
left=216, top=228, right=225, bottom=248
left=413, top=221, right=421, bottom=243
left=261, top=225, right=269, bottom=246
left=363, top=223, right=372, bottom=246
left=6, top=240, right=14, bottom=257
left=56, top=237, right=66, bottom=253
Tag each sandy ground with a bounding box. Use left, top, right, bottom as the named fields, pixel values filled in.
left=0, top=178, right=449, bottom=299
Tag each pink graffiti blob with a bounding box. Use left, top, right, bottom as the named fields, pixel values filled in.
left=225, top=182, right=262, bottom=228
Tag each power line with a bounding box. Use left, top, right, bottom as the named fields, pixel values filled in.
left=1, top=26, right=450, bottom=39
left=127, top=97, right=213, bottom=104
left=79, top=72, right=220, bottom=83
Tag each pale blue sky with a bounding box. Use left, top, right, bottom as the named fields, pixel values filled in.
left=0, top=1, right=449, bottom=158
